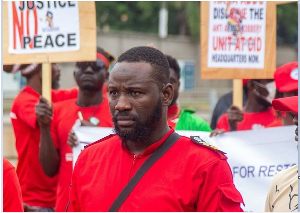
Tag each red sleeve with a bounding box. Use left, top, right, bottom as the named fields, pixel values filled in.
left=14, top=96, right=38, bottom=129
left=67, top=153, right=83, bottom=212
left=197, top=159, right=244, bottom=212
left=50, top=104, right=60, bottom=149
left=216, top=113, right=230, bottom=132
left=52, top=87, right=78, bottom=103
left=3, top=158, right=24, bottom=212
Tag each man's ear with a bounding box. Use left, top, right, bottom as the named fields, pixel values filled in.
left=162, top=83, right=174, bottom=107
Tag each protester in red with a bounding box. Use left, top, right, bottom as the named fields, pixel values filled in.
left=267, top=62, right=298, bottom=127
left=36, top=47, right=114, bottom=212
left=165, top=54, right=211, bottom=132
left=3, top=63, right=78, bottom=212
left=67, top=46, right=244, bottom=212
left=3, top=157, right=24, bottom=212
left=215, top=79, right=277, bottom=132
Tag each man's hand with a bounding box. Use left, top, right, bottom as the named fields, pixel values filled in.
left=209, top=129, right=225, bottom=137
left=67, top=130, right=78, bottom=148
left=227, top=105, right=244, bottom=131
left=23, top=203, right=38, bottom=212
left=67, top=119, right=98, bottom=148
left=35, top=96, right=53, bottom=127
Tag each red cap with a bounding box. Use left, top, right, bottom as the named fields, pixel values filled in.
left=274, top=62, right=298, bottom=92
left=272, top=96, right=298, bottom=114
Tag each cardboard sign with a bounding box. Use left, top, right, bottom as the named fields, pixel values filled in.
left=207, top=2, right=266, bottom=69
left=8, top=1, right=80, bottom=54
left=200, top=1, right=276, bottom=79
left=3, top=1, right=96, bottom=64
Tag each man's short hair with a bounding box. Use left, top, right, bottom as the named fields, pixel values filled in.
left=117, top=46, right=170, bottom=87
left=165, top=54, right=180, bottom=80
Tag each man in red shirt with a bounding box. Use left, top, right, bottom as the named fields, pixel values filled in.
left=36, top=47, right=114, bottom=212
left=4, top=63, right=78, bottom=212
left=67, top=46, right=244, bottom=212
left=3, top=157, right=24, bottom=212
left=165, top=54, right=211, bottom=132
left=216, top=79, right=277, bottom=132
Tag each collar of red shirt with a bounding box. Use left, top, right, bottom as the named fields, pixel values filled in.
left=167, top=103, right=181, bottom=119
left=121, top=128, right=175, bottom=158
left=22, top=86, right=40, bottom=98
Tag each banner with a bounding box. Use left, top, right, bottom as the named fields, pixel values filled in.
left=8, top=1, right=80, bottom=54
left=72, top=125, right=297, bottom=212
left=207, top=1, right=266, bottom=68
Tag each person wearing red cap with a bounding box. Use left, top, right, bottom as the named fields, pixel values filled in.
left=35, top=47, right=114, bottom=212
left=268, top=62, right=298, bottom=127
left=265, top=96, right=298, bottom=212
left=3, top=157, right=24, bottom=212
left=214, top=79, right=277, bottom=132
left=3, top=63, right=78, bottom=212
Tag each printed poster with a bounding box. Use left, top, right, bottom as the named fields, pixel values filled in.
left=8, top=1, right=80, bottom=54
left=207, top=1, right=266, bottom=68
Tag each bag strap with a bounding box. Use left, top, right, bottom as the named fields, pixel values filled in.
left=108, top=131, right=181, bottom=212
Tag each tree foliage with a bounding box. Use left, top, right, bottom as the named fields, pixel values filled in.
left=276, top=2, right=298, bottom=45
left=95, top=2, right=297, bottom=44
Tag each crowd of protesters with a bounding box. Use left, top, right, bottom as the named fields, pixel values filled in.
left=2, top=44, right=298, bottom=212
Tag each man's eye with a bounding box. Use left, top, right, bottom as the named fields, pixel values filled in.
left=109, top=91, right=118, bottom=96
left=130, top=91, right=140, bottom=96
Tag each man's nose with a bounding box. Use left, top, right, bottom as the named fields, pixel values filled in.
left=115, top=94, right=131, bottom=111
left=84, top=66, right=94, bottom=74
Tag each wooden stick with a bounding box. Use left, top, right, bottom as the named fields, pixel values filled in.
left=42, top=63, right=52, bottom=102
left=233, top=79, right=243, bottom=109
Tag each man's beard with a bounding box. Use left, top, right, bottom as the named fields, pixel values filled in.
left=113, top=99, right=163, bottom=144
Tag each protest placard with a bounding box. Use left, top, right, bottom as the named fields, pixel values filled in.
left=200, top=1, right=276, bottom=79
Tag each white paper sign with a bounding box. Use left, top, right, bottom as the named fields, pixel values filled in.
left=207, top=1, right=266, bottom=68
left=72, top=125, right=297, bottom=212
left=8, top=1, right=80, bottom=54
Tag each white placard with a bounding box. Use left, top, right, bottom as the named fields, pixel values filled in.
left=207, top=1, right=266, bottom=68
left=72, top=125, right=297, bottom=212
left=8, top=1, right=80, bottom=54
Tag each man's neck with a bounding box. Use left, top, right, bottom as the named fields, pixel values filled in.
left=77, top=89, right=103, bottom=107
left=26, top=81, right=42, bottom=95
left=125, top=122, right=170, bottom=155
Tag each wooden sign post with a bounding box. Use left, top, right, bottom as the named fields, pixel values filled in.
left=200, top=1, right=277, bottom=108
left=3, top=2, right=97, bottom=101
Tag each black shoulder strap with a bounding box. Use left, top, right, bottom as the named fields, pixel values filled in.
left=108, top=131, right=181, bottom=212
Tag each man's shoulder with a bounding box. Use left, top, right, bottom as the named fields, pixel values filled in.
left=178, top=135, right=227, bottom=160
left=53, top=98, right=76, bottom=108
left=272, top=164, right=298, bottom=182
left=84, top=134, right=119, bottom=151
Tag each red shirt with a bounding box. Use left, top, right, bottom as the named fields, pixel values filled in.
left=3, top=157, right=24, bottom=212
left=10, top=86, right=78, bottom=207
left=68, top=129, right=244, bottom=212
left=51, top=98, right=113, bottom=212
left=216, top=108, right=277, bottom=132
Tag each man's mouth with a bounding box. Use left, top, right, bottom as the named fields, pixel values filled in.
left=116, top=116, right=135, bottom=127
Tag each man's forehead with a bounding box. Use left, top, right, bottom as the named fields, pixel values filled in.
left=110, top=62, right=154, bottom=78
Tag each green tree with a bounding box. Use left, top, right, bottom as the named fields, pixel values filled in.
left=95, top=2, right=297, bottom=45
left=95, top=1, right=200, bottom=40
left=276, top=2, right=298, bottom=45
